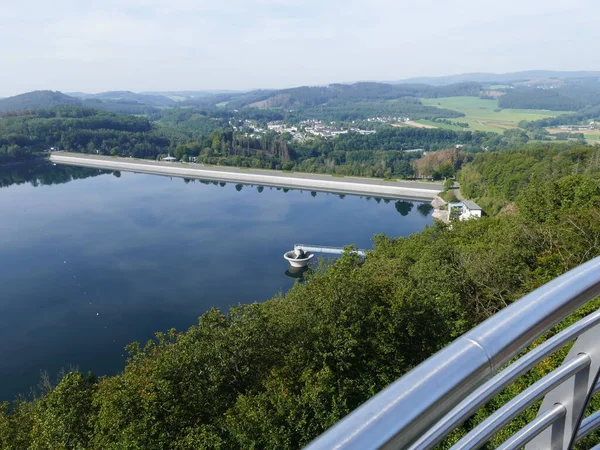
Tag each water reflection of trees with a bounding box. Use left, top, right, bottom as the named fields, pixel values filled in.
left=394, top=200, right=414, bottom=216
left=417, top=203, right=434, bottom=217
left=0, top=162, right=110, bottom=188
left=394, top=201, right=434, bottom=217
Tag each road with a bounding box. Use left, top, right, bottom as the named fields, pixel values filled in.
left=50, top=152, right=443, bottom=200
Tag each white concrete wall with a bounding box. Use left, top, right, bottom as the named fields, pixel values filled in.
left=460, top=208, right=482, bottom=221
left=51, top=154, right=440, bottom=200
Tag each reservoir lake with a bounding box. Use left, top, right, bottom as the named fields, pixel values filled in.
left=0, top=163, right=433, bottom=400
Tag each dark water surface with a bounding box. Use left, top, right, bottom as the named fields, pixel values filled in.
left=0, top=163, right=433, bottom=400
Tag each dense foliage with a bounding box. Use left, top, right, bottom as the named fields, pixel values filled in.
left=499, top=79, right=600, bottom=111
left=1, top=146, right=599, bottom=449
left=174, top=127, right=524, bottom=179
left=412, top=148, right=469, bottom=179
left=0, top=106, right=168, bottom=163
left=499, top=88, right=587, bottom=111
left=459, top=143, right=600, bottom=213
left=286, top=100, right=464, bottom=122
left=522, top=104, right=600, bottom=128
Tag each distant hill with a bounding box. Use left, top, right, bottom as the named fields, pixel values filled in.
left=141, top=90, right=242, bottom=99
left=68, top=90, right=243, bottom=104
left=217, top=82, right=483, bottom=109
left=0, top=90, right=164, bottom=115
left=0, top=91, right=80, bottom=112
left=396, top=71, right=600, bottom=86
left=68, top=91, right=176, bottom=107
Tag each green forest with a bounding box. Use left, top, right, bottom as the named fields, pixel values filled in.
left=499, top=79, right=600, bottom=111
left=1, top=143, right=599, bottom=449
left=0, top=104, right=534, bottom=179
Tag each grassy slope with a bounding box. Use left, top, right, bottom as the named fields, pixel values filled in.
left=413, top=119, right=464, bottom=131
left=421, top=96, right=568, bottom=132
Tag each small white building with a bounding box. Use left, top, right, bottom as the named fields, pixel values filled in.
left=461, top=200, right=483, bottom=220
left=448, top=200, right=483, bottom=221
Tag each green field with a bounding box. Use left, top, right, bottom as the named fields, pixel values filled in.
left=420, top=97, right=568, bottom=132
left=585, top=134, right=600, bottom=144
left=414, top=119, right=464, bottom=131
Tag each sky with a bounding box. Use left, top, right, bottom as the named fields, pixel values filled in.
left=0, top=0, right=598, bottom=96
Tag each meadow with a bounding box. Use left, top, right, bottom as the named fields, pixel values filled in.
left=420, top=96, right=567, bottom=132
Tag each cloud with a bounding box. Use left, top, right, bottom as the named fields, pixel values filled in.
left=0, top=0, right=598, bottom=95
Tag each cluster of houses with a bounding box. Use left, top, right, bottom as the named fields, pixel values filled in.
left=557, top=123, right=596, bottom=132
left=229, top=117, right=402, bottom=142
left=365, top=116, right=411, bottom=124
left=258, top=120, right=376, bottom=140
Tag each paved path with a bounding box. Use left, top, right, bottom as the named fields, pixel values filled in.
left=50, top=152, right=443, bottom=200
left=453, top=183, right=466, bottom=202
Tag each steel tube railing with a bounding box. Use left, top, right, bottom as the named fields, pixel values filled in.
left=495, top=403, right=566, bottom=450
left=410, top=309, right=600, bottom=449
left=450, top=354, right=591, bottom=449
left=305, top=256, right=600, bottom=450
left=577, top=410, right=600, bottom=442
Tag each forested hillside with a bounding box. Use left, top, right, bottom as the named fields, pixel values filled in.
left=499, top=78, right=600, bottom=111
left=523, top=104, right=600, bottom=128
left=285, top=99, right=464, bottom=122
left=1, top=145, right=599, bottom=449
left=498, top=88, right=587, bottom=111
left=0, top=91, right=163, bottom=116
left=460, top=143, right=600, bottom=213
left=0, top=91, right=80, bottom=112
left=0, top=106, right=167, bottom=164
left=185, top=82, right=483, bottom=109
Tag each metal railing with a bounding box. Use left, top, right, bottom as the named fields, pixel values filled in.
left=305, top=256, right=600, bottom=450
left=294, top=244, right=367, bottom=257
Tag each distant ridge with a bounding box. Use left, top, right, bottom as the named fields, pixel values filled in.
left=394, top=70, right=600, bottom=86
left=0, top=90, right=80, bottom=112
left=67, top=91, right=176, bottom=107
left=0, top=90, right=166, bottom=114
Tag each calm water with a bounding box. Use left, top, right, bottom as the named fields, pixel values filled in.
left=0, top=163, right=433, bottom=400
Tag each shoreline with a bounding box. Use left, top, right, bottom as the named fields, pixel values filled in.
left=0, top=156, right=47, bottom=168
left=50, top=152, right=443, bottom=200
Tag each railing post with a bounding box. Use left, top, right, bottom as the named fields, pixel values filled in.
left=526, top=324, right=600, bottom=450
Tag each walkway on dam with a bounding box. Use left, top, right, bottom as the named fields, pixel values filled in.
left=50, top=152, right=443, bottom=200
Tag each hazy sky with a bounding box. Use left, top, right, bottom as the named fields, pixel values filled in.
left=1, top=0, right=598, bottom=96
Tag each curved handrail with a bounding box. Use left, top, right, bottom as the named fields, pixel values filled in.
left=410, top=309, right=600, bottom=449
left=305, top=256, right=600, bottom=450
left=450, top=353, right=591, bottom=449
